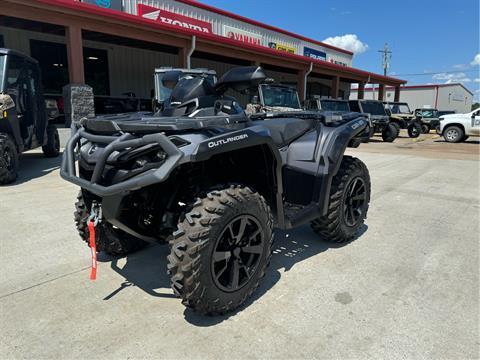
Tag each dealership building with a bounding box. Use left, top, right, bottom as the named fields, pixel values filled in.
left=350, top=83, right=474, bottom=113
left=1, top=0, right=406, bottom=110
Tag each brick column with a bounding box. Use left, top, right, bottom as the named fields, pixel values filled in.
left=394, top=86, right=401, bottom=102
left=331, top=76, right=340, bottom=99
left=66, top=24, right=85, bottom=84
left=378, top=84, right=385, bottom=101
left=177, top=47, right=188, bottom=68
left=357, top=82, right=365, bottom=99
left=297, top=69, right=307, bottom=102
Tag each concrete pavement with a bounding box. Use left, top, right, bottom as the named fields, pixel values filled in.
left=0, top=138, right=479, bottom=359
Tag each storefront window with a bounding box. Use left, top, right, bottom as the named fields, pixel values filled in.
left=30, top=40, right=110, bottom=95
left=30, top=40, right=69, bottom=94
left=84, top=47, right=110, bottom=96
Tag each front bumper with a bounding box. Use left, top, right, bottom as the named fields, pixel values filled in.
left=60, top=128, right=183, bottom=196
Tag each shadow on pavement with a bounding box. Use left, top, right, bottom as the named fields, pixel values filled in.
left=433, top=139, right=480, bottom=145
left=103, top=223, right=367, bottom=325
left=3, top=152, right=63, bottom=186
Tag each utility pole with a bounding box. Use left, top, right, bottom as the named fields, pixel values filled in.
left=378, top=43, right=392, bottom=76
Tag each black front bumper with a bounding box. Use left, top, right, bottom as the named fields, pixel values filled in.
left=60, top=128, right=183, bottom=196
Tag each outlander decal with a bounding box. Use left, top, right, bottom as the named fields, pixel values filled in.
left=208, top=134, right=249, bottom=148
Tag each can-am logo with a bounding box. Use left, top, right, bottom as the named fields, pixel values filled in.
left=208, top=134, right=249, bottom=148
left=138, top=4, right=212, bottom=34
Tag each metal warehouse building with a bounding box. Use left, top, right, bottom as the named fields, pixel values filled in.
left=350, top=83, right=474, bottom=113
left=1, top=0, right=406, bottom=111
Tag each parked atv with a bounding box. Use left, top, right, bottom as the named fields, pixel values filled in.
left=61, top=66, right=371, bottom=315
left=304, top=96, right=351, bottom=113
left=0, top=48, right=60, bottom=184
left=349, top=100, right=398, bottom=142
left=383, top=101, right=421, bottom=138
left=414, top=108, right=441, bottom=134
left=245, top=82, right=302, bottom=114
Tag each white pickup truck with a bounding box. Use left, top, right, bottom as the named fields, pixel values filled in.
left=439, top=109, right=480, bottom=142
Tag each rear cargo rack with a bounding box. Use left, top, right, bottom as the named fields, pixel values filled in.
left=60, top=128, right=183, bottom=196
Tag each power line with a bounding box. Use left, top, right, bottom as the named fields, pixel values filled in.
left=395, top=69, right=479, bottom=76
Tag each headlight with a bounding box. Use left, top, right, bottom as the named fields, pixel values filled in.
left=0, top=94, right=15, bottom=112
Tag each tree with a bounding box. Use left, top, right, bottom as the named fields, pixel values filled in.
left=472, top=103, right=479, bottom=111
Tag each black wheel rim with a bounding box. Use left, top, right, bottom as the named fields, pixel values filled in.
left=343, top=177, right=367, bottom=227
left=211, top=215, right=264, bottom=292
left=2, top=145, right=14, bottom=171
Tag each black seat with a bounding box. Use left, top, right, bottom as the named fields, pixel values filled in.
left=253, top=118, right=314, bottom=147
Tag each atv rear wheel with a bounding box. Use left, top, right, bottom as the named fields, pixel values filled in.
left=42, top=124, right=60, bottom=157
left=421, top=124, right=430, bottom=134
left=74, top=191, right=148, bottom=255
left=407, top=122, right=421, bottom=138
left=0, top=134, right=19, bottom=185
left=381, top=123, right=399, bottom=142
left=311, top=156, right=370, bottom=243
left=167, top=185, right=273, bottom=315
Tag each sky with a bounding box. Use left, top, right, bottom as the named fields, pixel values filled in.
left=198, top=0, right=480, bottom=101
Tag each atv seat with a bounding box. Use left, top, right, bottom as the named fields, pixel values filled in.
left=254, top=118, right=314, bottom=147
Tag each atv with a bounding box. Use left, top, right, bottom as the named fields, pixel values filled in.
left=414, top=108, right=441, bottom=134
left=0, top=48, right=60, bottom=184
left=349, top=99, right=398, bottom=142
left=383, top=101, right=422, bottom=138
left=304, top=96, right=351, bottom=113
left=61, top=66, right=371, bottom=315
left=245, top=82, right=302, bottom=114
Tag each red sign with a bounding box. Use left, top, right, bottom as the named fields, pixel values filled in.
left=138, top=4, right=212, bottom=34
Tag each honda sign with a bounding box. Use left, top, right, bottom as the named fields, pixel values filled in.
left=138, top=4, right=213, bottom=34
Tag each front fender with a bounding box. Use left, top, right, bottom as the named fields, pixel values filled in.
left=191, top=125, right=280, bottom=162
left=314, top=117, right=368, bottom=215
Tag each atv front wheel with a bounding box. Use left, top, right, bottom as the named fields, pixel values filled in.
left=168, top=185, right=273, bottom=315
left=42, top=124, right=60, bottom=157
left=311, top=156, right=370, bottom=243
left=407, top=122, right=421, bottom=138
left=381, top=123, right=399, bottom=142
left=74, top=191, right=148, bottom=255
left=390, top=121, right=401, bottom=134
left=0, top=134, right=19, bottom=185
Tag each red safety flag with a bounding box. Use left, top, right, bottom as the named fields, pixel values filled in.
left=88, top=219, right=97, bottom=280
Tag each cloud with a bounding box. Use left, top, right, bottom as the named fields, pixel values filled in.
left=453, top=64, right=469, bottom=70
left=432, top=72, right=471, bottom=84
left=474, top=78, right=480, bottom=83
left=471, top=53, right=480, bottom=66
left=322, top=34, right=368, bottom=54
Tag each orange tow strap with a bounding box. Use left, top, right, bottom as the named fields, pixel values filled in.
left=88, top=219, right=97, bottom=280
